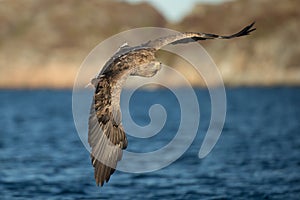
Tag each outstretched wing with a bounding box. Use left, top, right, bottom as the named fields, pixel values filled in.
left=88, top=77, right=128, bottom=186
left=146, top=22, right=256, bottom=49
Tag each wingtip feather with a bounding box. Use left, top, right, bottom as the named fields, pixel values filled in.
left=225, top=21, right=256, bottom=39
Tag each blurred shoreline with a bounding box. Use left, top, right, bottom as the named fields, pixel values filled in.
left=0, top=0, right=299, bottom=89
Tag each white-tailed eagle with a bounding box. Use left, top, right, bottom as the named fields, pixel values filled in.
left=88, top=22, right=256, bottom=186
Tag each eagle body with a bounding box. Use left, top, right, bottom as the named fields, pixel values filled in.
left=89, top=47, right=161, bottom=186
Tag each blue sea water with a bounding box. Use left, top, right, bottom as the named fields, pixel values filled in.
left=0, top=87, right=300, bottom=199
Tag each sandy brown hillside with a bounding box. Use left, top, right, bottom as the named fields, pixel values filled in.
left=174, top=0, right=300, bottom=85
left=0, top=0, right=166, bottom=88
left=0, top=0, right=299, bottom=88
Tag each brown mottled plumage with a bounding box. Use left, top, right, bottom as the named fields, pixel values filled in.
left=88, top=22, right=256, bottom=186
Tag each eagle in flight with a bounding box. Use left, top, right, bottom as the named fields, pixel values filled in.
left=88, top=22, right=256, bottom=186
